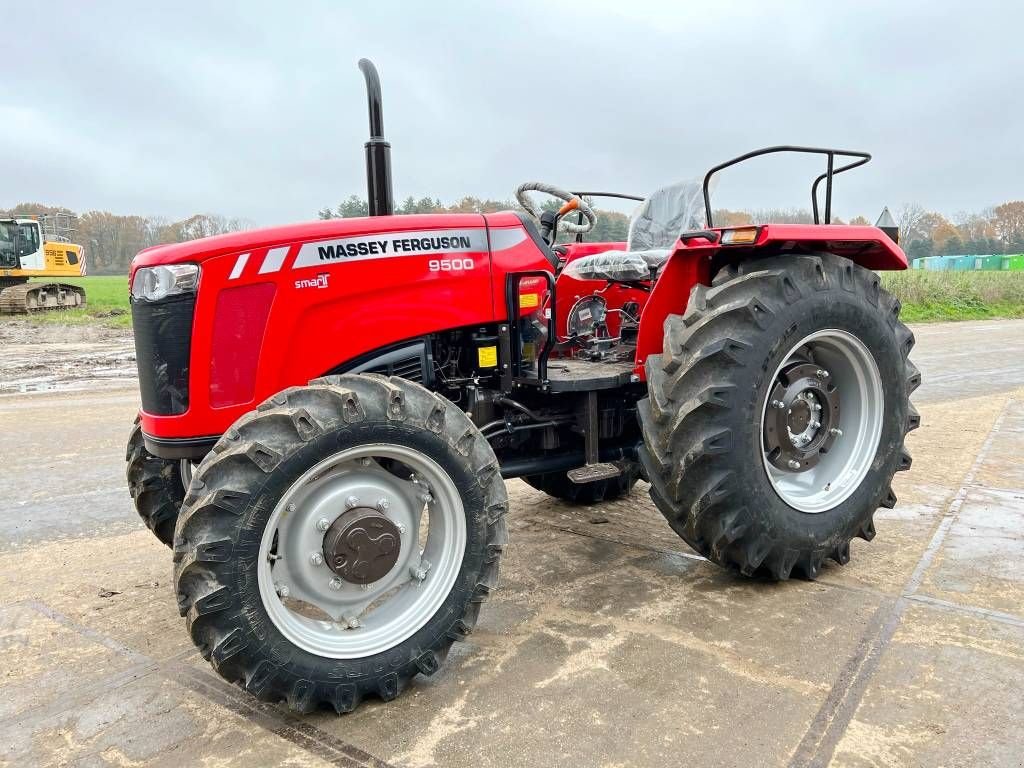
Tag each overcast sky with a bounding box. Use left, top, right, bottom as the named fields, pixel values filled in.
left=4, top=1, right=1020, bottom=226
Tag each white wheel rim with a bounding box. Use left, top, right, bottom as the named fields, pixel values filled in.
left=760, top=329, right=884, bottom=513
left=179, top=459, right=193, bottom=488
left=257, top=443, right=467, bottom=659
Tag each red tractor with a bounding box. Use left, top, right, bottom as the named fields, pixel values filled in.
left=126, top=60, right=918, bottom=713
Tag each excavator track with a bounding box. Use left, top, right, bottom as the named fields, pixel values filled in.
left=0, top=280, right=87, bottom=314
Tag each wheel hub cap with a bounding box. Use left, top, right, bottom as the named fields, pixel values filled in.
left=323, top=509, right=401, bottom=584
left=764, top=361, right=841, bottom=472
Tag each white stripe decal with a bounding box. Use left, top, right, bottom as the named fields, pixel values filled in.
left=489, top=228, right=527, bottom=251
left=228, top=252, right=249, bottom=280
left=258, top=246, right=289, bottom=274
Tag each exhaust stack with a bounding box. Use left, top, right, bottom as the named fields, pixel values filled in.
left=358, top=59, right=394, bottom=217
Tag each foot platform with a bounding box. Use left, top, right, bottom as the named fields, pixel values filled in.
left=567, top=462, right=621, bottom=484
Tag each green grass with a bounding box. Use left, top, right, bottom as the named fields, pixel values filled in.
left=881, top=270, right=1024, bottom=322
left=25, top=275, right=131, bottom=328
left=16, top=270, right=1024, bottom=329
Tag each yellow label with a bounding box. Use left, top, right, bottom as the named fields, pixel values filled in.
left=521, top=342, right=535, bottom=361
left=477, top=346, right=498, bottom=368
left=520, top=292, right=539, bottom=309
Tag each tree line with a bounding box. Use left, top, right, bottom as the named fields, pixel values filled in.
left=6, top=193, right=1021, bottom=274
left=0, top=203, right=251, bottom=274
left=891, top=202, right=1024, bottom=260
left=319, top=194, right=633, bottom=243
left=323, top=195, right=1024, bottom=259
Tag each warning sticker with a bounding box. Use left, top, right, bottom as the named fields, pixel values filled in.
left=520, top=292, right=540, bottom=309
left=477, top=346, right=498, bottom=368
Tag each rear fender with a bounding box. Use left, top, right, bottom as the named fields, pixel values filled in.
left=633, top=224, right=907, bottom=378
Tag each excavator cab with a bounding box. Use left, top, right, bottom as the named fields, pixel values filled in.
left=0, top=219, right=37, bottom=269
left=0, top=215, right=86, bottom=313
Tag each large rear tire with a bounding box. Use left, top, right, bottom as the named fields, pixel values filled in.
left=126, top=420, right=185, bottom=547
left=639, top=254, right=920, bottom=579
left=173, top=374, right=508, bottom=712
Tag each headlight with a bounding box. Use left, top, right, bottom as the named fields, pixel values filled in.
left=131, top=264, right=199, bottom=301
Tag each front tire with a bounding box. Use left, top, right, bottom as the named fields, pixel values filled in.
left=126, top=420, right=186, bottom=547
left=639, top=254, right=920, bottom=579
left=173, top=375, right=508, bottom=712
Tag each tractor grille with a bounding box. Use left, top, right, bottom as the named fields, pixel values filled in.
left=388, top=355, right=425, bottom=383
left=364, top=353, right=424, bottom=383
left=351, top=342, right=427, bottom=384
left=131, top=294, right=195, bottom=415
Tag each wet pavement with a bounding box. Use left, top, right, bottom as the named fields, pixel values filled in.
left=0, top=321, right=134, bottom=396
left=1, top=319, right=1023, bottom=767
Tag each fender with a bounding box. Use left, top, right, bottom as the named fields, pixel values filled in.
left=633, top=223, right=907, bottom=377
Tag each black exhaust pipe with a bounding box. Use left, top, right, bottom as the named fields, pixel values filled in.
left=358, top=59, right=394, bottom=217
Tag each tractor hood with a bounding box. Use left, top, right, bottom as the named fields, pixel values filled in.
left=130, top=213, right=489, bottom=278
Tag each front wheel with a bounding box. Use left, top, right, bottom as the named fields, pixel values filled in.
left=173, top=375, right=508, bottom=712
left=639, top=254, right=920, bottom=579
left=126, top=420, right=186, bottom=547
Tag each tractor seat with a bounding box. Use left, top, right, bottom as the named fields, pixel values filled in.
left=564, top=248, right=670, bottom=282
left=562, top=179, right=705, bottom=283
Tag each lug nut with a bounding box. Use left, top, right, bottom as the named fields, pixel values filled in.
left=309, top=552, right=324, bottom=566
left=376, top=498, right=391, bottom=512
left=345, top=495, right=359, bottom=509
left=275, top=583, right=289, bottom=598
left=419, top=492, right=433, bottom=504
left=360, top=457, right=372, bottom=466
left=816, top=369, right=830, bottom=379
left=397, top=523, right=407, bottom=535
left=830, top=427, right=843, bottom=437
left=771, top=399, right=785, bottom=409
left=410, top=559, right=431, bottom=581
left=346, top=616, right=361, bottom=629
left=787, top=459, right=801, bottom=470
left=286, top=503, right=296, bottom=513
left=316, top=518, right=330, bottom=532
left=329, top=578, right=343, bottom=591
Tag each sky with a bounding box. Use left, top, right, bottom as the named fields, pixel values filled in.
left=3, top=1, right=1021, bottom=227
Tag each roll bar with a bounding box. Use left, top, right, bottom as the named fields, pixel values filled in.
left=702, top=146, right=871, bottom=227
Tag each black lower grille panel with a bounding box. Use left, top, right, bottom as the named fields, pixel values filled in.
left=132, top=294, right=195, bottom=415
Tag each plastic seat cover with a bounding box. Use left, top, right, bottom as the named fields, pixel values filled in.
left=563, top=180, right=706, bottom=282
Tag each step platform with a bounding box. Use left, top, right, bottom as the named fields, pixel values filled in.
left=567, top=462, right=622, bottom=484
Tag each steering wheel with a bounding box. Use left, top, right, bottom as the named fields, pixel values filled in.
left=515, top=182, right=597, bottom=234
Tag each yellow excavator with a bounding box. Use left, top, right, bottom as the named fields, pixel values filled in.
left=0, top=213, right=87, bottom=313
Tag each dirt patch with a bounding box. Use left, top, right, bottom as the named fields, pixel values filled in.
left=0, top=319, right=136, bottom=394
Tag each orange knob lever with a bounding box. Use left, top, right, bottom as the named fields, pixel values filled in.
left=557, top=198, right=580, bottom=216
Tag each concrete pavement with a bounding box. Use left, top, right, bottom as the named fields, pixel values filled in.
left=1, top=319, right=1023, bottom=767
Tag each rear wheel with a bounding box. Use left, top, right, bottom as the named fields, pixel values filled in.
left=639, top=254, right=920, bottom=579
left=173, top=375, right=508, bottom=712
left=126, top=420, right=186, bottom=547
